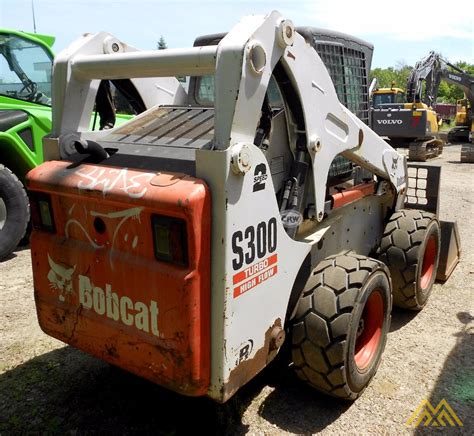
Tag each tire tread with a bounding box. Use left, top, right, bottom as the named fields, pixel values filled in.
left=0, top=165, right=29, bottom=260
left=292, top=253, right=389, bottom=400
left=378, top=209, right=438, bottom=309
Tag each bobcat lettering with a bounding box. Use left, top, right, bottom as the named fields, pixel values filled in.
left=79, top=275, right=160, bottom=336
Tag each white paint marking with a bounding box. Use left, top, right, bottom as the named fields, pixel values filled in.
left=65, top=219, right=104, bottom=249
left=75, top=167, right=155, bottom=199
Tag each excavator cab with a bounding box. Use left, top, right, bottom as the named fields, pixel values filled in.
left=372, top=87, right=406, bottom=108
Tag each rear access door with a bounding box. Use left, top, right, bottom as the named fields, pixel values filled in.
left=28, top=160, right=211, bottom=396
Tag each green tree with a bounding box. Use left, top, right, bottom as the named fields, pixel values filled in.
left=157, top=36, right=167, bottom=50
left=369, top=65, right=412, bottom=89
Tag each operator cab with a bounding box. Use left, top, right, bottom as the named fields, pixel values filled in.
left=372, top=87, right=406, bottom=108
left=0, top=31, right=53, bottom=105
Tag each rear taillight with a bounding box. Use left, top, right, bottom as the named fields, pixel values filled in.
left=151, top=215, right=188, bottom=266
left=30, top=192, right=56, bottom=233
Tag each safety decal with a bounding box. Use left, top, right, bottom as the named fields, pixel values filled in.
left=411, top=114, right=422, bottom=128
left=232, top=253, right=278, bottom=298
left=236, top=339, right=254, bottom=365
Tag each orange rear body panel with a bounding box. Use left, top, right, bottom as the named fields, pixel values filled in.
left=27, top=161, right=211, bottom=396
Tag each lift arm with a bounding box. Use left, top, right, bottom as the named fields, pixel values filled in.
left=49, top=11, right=407, bottom=222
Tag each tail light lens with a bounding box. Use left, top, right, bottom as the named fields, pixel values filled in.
left=30, top=192, right=56, bottom=233
left=151, top=215, right=188, bottom=266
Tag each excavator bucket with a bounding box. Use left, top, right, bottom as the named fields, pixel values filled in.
left=460, top=144, right=474, bottom=163
left=405, top=163, right=460, bottom=281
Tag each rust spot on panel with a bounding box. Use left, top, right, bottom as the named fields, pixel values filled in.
left=105, top=344, right=119, bottom=358
left=51, top=308, right=66, bottom=326
left=221, top=318, right=283, bottom=402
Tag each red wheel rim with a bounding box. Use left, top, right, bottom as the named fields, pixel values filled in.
left=354, top=290, right=384, bottom=370
left=420, top=235, right=437, bottom=290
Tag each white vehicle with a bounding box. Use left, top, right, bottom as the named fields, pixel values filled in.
left=28, top=11, right=444, bottom=403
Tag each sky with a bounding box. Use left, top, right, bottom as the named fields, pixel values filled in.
left=1, top=0, right=473, bottom=68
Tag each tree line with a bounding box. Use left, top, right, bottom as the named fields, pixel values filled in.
left=369, top=61, right=474, bottom=103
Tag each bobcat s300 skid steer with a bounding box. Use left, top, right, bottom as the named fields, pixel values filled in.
left=28, top=11, right=442, bottom=402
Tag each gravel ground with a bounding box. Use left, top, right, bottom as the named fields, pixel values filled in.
left=0, top=145, right=472, bottom=434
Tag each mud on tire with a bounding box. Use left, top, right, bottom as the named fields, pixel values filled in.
left=378, top=209, right=440, bottom=310
left=0, top=165, right=29, bottom=260
left=291, top=253, right=392, bottom=400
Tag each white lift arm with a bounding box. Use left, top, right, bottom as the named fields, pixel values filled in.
left=51, top=33, right=187, bottom=136
left=51, top=11, right=407, bottom=222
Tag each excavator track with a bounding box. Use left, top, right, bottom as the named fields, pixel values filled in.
left=447, top=126, right=470, bottom=144
left=408, top=138, right=444, bottom=162
left=460, top=144, right=474, bottom=163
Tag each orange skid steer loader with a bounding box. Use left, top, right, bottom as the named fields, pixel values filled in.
left=28, top=12, right=453, bottom=403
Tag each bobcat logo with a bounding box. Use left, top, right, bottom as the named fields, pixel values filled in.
left=47, top=255, right=76, bottom=302
left=390, top=156, right=399, bottom=177
left=392, top=156, right=399, bottom=172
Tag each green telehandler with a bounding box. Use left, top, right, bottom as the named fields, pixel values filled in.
left=0, top=28, right=167, bottom=259
left=0, top=29, right=55, bottom=259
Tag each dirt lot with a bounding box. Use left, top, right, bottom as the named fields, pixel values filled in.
left=0, top=145, right=472, bottom=434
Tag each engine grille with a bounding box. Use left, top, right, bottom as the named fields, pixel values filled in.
left=107, top=106, right=214, bottom=149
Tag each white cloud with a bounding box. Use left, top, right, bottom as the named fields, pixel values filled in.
left=302, top=0, right=474, bottom=42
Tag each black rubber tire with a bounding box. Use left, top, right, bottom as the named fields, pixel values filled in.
left=291, top=253, right=392, bottom=400
left=0, top=165, right=29, bottom=260
left=378, top=209, right=440, bottom=310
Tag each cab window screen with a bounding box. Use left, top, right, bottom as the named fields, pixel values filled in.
left=196, top=75, right=215, bottom=105
left=195, top=75, right=283, bottom=108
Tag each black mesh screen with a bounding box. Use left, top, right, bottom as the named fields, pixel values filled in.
left=314, top=42, right=369, bottom=125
